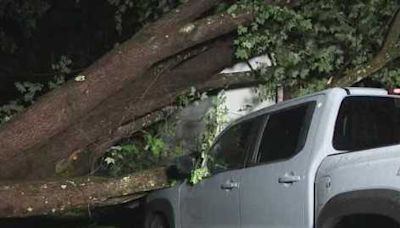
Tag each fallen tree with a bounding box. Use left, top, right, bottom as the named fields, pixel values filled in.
left=0, top=0, right=400, bottom=219
left=0, top=167, right=168, bottom=218
left=0, top=0, right=255, bottom=180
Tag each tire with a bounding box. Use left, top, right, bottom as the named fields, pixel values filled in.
left=333, top=214, right=400, bottom=228
left=145, top=212, right=169, bottom=228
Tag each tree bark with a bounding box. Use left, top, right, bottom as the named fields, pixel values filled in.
left=0, top=38, right=237, bottom=179
left=200, top=72, right=265, bottom=92
left=0, top=0, right=253, bottom=167
left=0, top=167, right=169, bottom=218
left=0, top=2, right=254, bottom=179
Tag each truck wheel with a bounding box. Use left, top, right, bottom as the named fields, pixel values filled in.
left=333, top=214, right=400, bottom=228
left=145, top=212, right=169, bottom=228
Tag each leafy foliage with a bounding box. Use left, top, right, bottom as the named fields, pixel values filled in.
left=234, top=0, right=400, bottom=96
left=0, top=56, right=72, bottom=124
left=176, top=86, right=209, bottom=109
left=190, top=92, right=229, bottom=184
left=199, top=92, right=229, bottom=155
left=190, top=166, right=209, bottom=185
left=101, top=126, right=183, bottom=177
left=99, top=90, right=229, bottom=182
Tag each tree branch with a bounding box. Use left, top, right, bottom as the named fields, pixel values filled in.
left=85, top=72, right=264, bottom=171
left=86, top=106, right=178, bottom=173
left=0, top=3, right=254, bottom=164
left=329, top=8, right=400, bottom=87
left=198, top=72, right=265, bottom=92
left=0, top=167, right=168, bottom=218
left=66, top=70, right=262, bottom=176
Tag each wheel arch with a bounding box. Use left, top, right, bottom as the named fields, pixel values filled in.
left=317, top=189, right=400, bottom=228
left=146, top=198, right=175, bottom=228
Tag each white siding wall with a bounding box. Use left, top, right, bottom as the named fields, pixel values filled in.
left=166, top=55, right=274, bottom=153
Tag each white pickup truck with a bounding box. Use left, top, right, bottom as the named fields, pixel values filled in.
left=143, top=87, right=400, bottom=228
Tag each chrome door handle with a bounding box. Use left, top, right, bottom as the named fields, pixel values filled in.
left=278, top=175, right=301, bottom=184
left=220, top=180, right=240, bottom=190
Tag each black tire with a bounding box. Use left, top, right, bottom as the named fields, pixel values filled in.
left=333, top=214, right=400, bottom=228
left=145, top=212, right=169, bottom=228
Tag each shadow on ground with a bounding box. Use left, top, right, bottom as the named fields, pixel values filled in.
left=0, top=203, right=145, bottom=228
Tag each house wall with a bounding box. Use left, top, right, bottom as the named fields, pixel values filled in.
left=167, top=55, right=275, bottom=154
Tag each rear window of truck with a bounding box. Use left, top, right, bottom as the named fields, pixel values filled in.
left=333, top=96, right=400, bottom=151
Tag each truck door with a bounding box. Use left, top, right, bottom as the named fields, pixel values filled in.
left=239, top=101, right=317, bottom=228
left=180, top=115, right=265, bottom=228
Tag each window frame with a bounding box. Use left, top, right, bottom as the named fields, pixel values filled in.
left=253, top=101, right=317, bottom=165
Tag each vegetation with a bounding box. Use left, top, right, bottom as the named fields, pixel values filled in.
left=100, top=127, right=180, bottom=177
left=2, top=1, right=399, bottom=109
left=190, top=92, right=229, bottom=184
left=0, top=0, right=399, bottom=221
left=233, top=0, right=400, bottom=97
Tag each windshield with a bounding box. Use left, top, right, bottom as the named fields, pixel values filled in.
left=333, top=96, right=400, bottom=151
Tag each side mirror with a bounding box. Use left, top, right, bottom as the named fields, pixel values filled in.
left=167, top=152, right=199, bottom=179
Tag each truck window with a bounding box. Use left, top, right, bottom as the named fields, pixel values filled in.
left=333, top=96, right=400, bottom=151
left=258, top=102, right=316, bottom=163
left=207, top=116, right=264, bottom=174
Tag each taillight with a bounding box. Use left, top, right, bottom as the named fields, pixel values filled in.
left=388, top=88, right=400, bottom=95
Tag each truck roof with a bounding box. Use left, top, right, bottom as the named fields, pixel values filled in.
left=342, top=87, right=388, bottom=95
left=229, top=87, right=390, bottom=128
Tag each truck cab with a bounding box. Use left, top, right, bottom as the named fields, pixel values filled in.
left=144, top=87, right=400, bottom=228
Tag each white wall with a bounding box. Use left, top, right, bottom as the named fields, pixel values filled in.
left=165, top=55, right=275, bottom=153
left=221, top=54, right=274, bottom=120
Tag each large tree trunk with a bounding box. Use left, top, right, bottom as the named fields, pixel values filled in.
left=0, top=0, right=222, bottom=156
left=12, top=38, right=236, bottom=179
left=0, top=0, right=254, bottom=180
